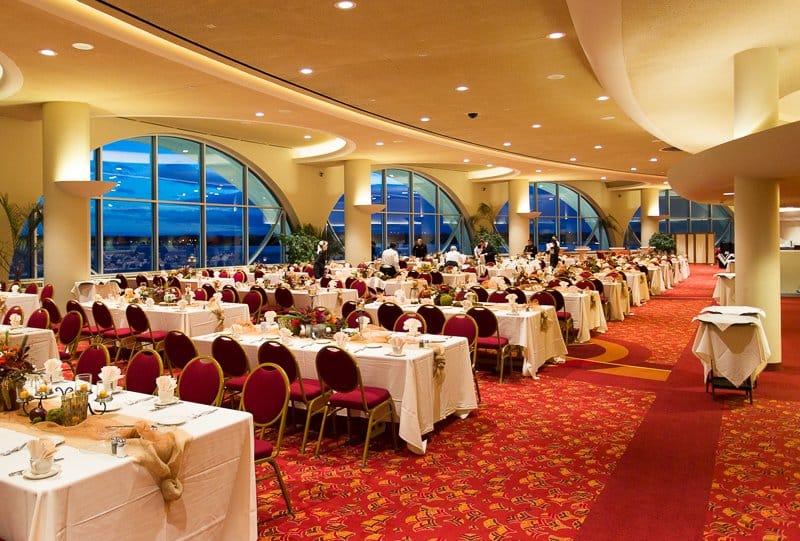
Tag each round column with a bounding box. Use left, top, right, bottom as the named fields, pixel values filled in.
left=343, top=160, right=373, bottom=264
left=640, top=187, right=661, bottom=247
left=733, top=48, right=781, bottom=364
left=42, top=102, right=91, bottom=307
left=508, top=179, right=530, bottom=256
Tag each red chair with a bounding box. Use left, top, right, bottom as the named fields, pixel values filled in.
left=151, top=275, right=166, bottom=288
left=345, top=309, right=374, bottom=328
left=41, top=297, right=62, bottom=332
left=377, top=302, right=403, bottom=330
left=163, top=330, right=198, bottom=375
left=430, top=271, right=444, bottom=285
left=534, top=290, right=573, bottom=344
left=258, top=340, right=327, bottom=454
left=73, top=343, right=110, bottom=383
left=126, top=304, right=168, bottom=356
left=115, top=274, right=129, bottom=289
left=58, top=311, right=84, bottom=371
left=314, top=346, right=397, bottom=466
left=40, top=283, right=54, bottom=300
left=393, top=313, right=427, bottom=333
left=177, top=356, right=224, bottom=406
left=240, top=362, right=292, bottom=513
left=1, top=305, right=23, bottom=326
left=469, top=286, right=489, bottom=302
left=442, top=314, right=480, bottom=402
left=350, top=280, right=368, bottom=299
left=242, top=290, right=263, bottom=324
left=211, top=335, right=250, bottom=404
left=319, top=276, right=332, bottom=288
left=193, top=288, right=207, bottom=301
left=341, top=300, right=357, bottom=321
left=92, top=301, right=134, bottom=363
left=274, top=286, right=295, bottom=313
left=467, top=306, right=512, bottom=383
left=167, top=276, right=182, bottom=291
left=27, top=308, right=50, bottom=330
left=418, top=273, right=432, bottom=285
left=344, top=276, right=356, bottom=289
left=233, top=270, right=246, bottom=283
left=221, top=287, right=238, bottom=303
left=416, top=304, right=446, bottom=335
left=66, top=299, right=99, bottom=343
left=575, top=280, right=595, bottom=290
left=135, top=274, right=149, bottom=287
left=505, top=287, right=527, bottom=304
left=487, top=291, right=508, bottom=303
left=218, top=270, right=229, bottom=278
left=24, top=283, right=38, bottom=295
left=124, top=349, right=164, bottom=394
left=202, top=283, right=217, bottom=300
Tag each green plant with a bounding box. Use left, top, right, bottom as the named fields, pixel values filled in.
left=648, top=232, right=676, bottom=254
left=468, top=203, right=507, bottom=252
left=278, top=223, right=320, bottom=264
left=0, top=194, right=42, bottom=281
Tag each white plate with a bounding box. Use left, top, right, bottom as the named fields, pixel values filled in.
left=386, top=352, right=406, bottom=357
left=156, top=415, right=185, bottom=426
left=428, top=338, right=447, bottom=343
left=92, top=399, right=122, bottom=412
left=315, top=339, right=331, bottom=344
left=23, top=465, right=61, bottom=480
left=365, top=344, right=383, bottom=349
left=153, top=397, right=179, bottom=408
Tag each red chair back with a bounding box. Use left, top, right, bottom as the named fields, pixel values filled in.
left=442, top=314, right=478, bottom=351
left=351, top=280, right=367, bottom=298
left=218, top=270, right=229, bottom=278
left=257, top=341, right=298, bottom=383
left=41, top=298, right=62, bottom=325
left=416, top=304, right=445, bottom=334
left=75, top=344, right=110, bottom=384
left=177, top=356, right=224, bottom=406
left=167, top=276, right=182, bottom=290
left=115, top=274, right=129, bottom=289
left=547, top=289, right=566, bottom=311
left=315, top=346, right=359, bottom=394
left=466, top=306, right=499, bottom=338
left=193, top=288, right=207, bottom=301
left=233, top=270, right=246, bottom=283
left=344, top=276, right=356, bottom=289
left=242, top=290, right=262, bottom=322
left=345, top=310, right=373, bottom=328
left=40, top=283, right=54, bottom=300
left=469, top=286, right=489, bottom=302
left=487, top=291, right=507, bottom=303
left=152, top=275, right=166, bottom=288
left=430, top=271, right=443, bottom=285
left=341, top=300, right=357, bottom=320
left=24, top=283, right=38, bottom=295
left=164, top=330, right=197, bottom=371
left=58, top=311, right=83, bottom=346
left=125, top=349, right=163, bottom=394
left=531, top=291, right=556, bottom=307
left=125, top=304, right=151, bottom=334
left=240, top=363, right=289, bottom=430
left=394, top=313, right=427, bottom=333
left=250, top=285, right=269, bottom=306
left=1, top=305, right=24, bottom=325
left=575, top=280, right=595, bottom=290
left=135, top=274, right=149, bottom=287
left=211, top=335, right=249, bottom=378
left=91, top=301, right=115, bottom=332
left=27, top=308, right=50, bottom=329
left=274, top=287, right=294, bottom=309
left=221, top=288, right=237, bottom=303
left=202, top=284, right=217, bottom=299
left=377, top=302, right=403, bottom=330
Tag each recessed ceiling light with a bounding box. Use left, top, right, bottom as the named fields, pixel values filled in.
left=503, top=142, right=511, bottom=147
left=335, top=1, right=356, bottom=9
left=596, top=95, right=610, bottom=101
left=181, top=149, right=188, bottom=154
left=420, top=116, right=430, bottom=122
left=38, top=49, right=57, bottom=56
left=71, top=42, right=94, bottom=51
left=205, top=23, right=217, bottom=29
left=723, top=192, right=735, bottom=196
left=630, top=167, right=638, bottom=171
left=456, top=85, right=469, bottom=92
left=569, top=157, right=577, bottom=162
left=486, top=164, right=493, bottom=168
left=375, top=141, right=384, bottom=146
left=663, top=181, right=669, bottom=185
left=649, top=157, right=658, bottom=162
left=254, top=112, right=264, bottom=117
left=601, top=116, right=615, bottom=120
left=535, top=169, right=543, bottom=173
left=601, top=176, right=607, bottom=180
left=594, top=145, right=603, bottom=149
left=547, top=32, right=566, bottom=39
left=463, top=158, right=471, bottom=163
left=303, top=134, right=312, bottom=140
left=531, top=123, right=542, bottom=129
left=299, top=67, right=313, bottom=75
left=546, top=74, right=565, bottom=80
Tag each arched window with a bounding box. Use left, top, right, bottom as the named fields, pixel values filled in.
left=495, top=182, right=609, bottom=251
left=90, top=136, right=288, bottom=273
left=327, top=169, right=469, bottom=257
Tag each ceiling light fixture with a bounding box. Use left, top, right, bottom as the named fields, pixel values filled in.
left=531, top=123, right=542, bottom=129
left=455, top=85, right=469, bottom=92
left=38, top=49, right=57, bottom=56
left=546, top=74, right=565, bottom=80
left=303, top=134, right=312, bottom=140
left=503, top=142, right=511, bottom=147
left=463, top=158, right=471, bottom=163
left=596, top=95, right=610, bottom=101
left=569, top=157, right=577, bottom=162
left=723, top=192, right=735, bottom=196
left=649, top=157, right=658, bottom=162
left=547, top=32, right=566, bottom=39
left=375, top=141, right=384, bottom=146
left=486, top=164, right=493, bottom=168
left=334, top=1, right=356, bottom=9
left=420, top=116, right=430, bottom=122
left=299, top=67, right=313, bottom=74
left=254, top=112, right=264, bottom=117
left=601, top=116, right=615, bottom=120
left=601, top=176, right=607, bottom=180
left=535, top=169, right=542, bottom=173
left=630, top=167, right=638, bottom=171
left=594, top=145, right=603, bottom=149
left=71, top=42, right=94, bottom=51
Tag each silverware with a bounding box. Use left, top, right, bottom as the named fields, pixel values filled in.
left=149, top=401, right=181, bottom=411
left=127, top=396, right=154, bottom=406
left=1, top=442, right=28, bottom=456
left=189, top=409, right=216, bottom=420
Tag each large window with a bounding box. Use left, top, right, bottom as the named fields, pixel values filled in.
left=91, top=136, right=287, bottom=273
left=327, top=169, right=469, bottom=257
left=495, top=182, right=609, bottom=251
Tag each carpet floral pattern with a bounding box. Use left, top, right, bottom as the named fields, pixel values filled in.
left=257, top=375, right=656, bottom=540
left=703, top=399, right=800, bottom=540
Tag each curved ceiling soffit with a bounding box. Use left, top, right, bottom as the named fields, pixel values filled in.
left=0, top=49, right=23, bottom=100
left=566, top=0, right=682, bottom=153
left=293, top=137, right=353, bottom=163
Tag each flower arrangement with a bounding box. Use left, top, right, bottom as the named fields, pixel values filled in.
left=278, top=306, right=342, bottom=337
left=0, top=332, right=32, bottom=411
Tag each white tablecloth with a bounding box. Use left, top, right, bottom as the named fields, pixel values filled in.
left=81, top=301, right=250, bottom=336
left=712, top=273, right=736, bottom=306
left=600, top=281, right=629, bottom=322
left=561, top=291, right=608, bottom=343
left=692, top=313, right=770, bottom=387
left=441, top=272, right=477, bottom=287
left=193, top=332, right=477, bottom=453
left=1, top=292, right=40, bottom=325
left=0, top=325, right=59, bottom=369
left=647, top=266, right=665, bottom=296
left=70, top=280, right=121, bottom=303
left=626, top=271, right=650, bottom=306
left=262, top=288, right=358, bottom=314
left=0, top=390, right=256, bottom=541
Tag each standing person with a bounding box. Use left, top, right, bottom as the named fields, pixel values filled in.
left=548, top=236, right=560, bottom=268
left=483, top=241, right=496, bottom=264
left=412, top=238, right=428, bottom=258
left=445, top=246, right=464, bottom=268
left=313, top=240, right=328, bottom=279
left=523, top=238, right=537, bottom=257
left=380, top=242, right=400, bottom=277
left=473, top=240, right=485, bottom=262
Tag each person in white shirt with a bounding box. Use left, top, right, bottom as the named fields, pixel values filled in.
left=380, top=242, right=400, bottom=277
left=444, top=246, right=464, bottom=268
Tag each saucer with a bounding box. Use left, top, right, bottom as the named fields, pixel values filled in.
left=365, top=344, right=382, bottom=349
left=386, top=352, right=406, bottom=357
left=156, top=415, right=186, bottom=426
left=154, top=397, right=179, bottom=407
left=23, top=465, right=61, bottom=480
left=315, top=339, right=331, bottom=344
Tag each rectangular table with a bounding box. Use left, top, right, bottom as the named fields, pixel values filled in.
left=561, top=290, right=608, bottom=343
left=0, top=390, right=256, bottom=541
left=70, top=280, right=121, bottom=303
left=81, top=301, right=250, bottom=337
left=262, top=288, right=358, bottom=313
left=1, top=292, right=40, bottom=325
left=193, top=332, right=477, bottom=454
left=0, top=325, right=59, bottom=369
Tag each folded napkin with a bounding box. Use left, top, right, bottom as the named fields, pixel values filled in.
left=145, top=297, right=155, bottom=307
left=333, top=331, right=347, bottom=347
left=357, top=315, right=371, bottom=329
left=402, top=318, right=422, bottom=335
left=388, top=334, right=405, bottom=351
left=28, top=437, right=57, bottom=459
left=9, top=313, right=22, bottom=327
left=279, top=328, right=293, bottom=342
left=10, top=284, right=19, bottom=293
left=156, top=375, right=177, bottom=393
left=231, top=323, right=243, bottom=336
left=44, top=358, right=61, bottom=377
left=264, top=310, right=277, bottom=324
left=100, top=365, right=122, bottom=385
left=177, top=299, right=188, bottom=310
left=395, top=291, right=406, bottom=303
left=461, top=299, right=473, bottom=310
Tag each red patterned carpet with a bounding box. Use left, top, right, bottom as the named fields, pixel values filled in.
left=256, top=265, right=800, bottom=540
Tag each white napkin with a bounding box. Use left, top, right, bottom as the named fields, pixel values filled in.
left=145, top=297, right=155, bottom=307
left=44, top=358, right=62, bottom=382
left=389, top=334, right=405, bottom=353
left=10, top=284, right=19, bottom=293
left=395, top=290, right=406, bottom=303
left=100, top=365, right=122, bottom=382
left=462, top=299, right=473, bottom=310
left=357, top=315, right=371, bottom=330
left=264, top=310, right=277, bottom=324
left=402, top=318, right=422, bottom=336
left=279, top=328, right=293, bottom=343
left=156, top=375, right=177, bottom=392
left=9, top=313, right=21, bottom=327
left=231, top=323, right=243, bottom=336
left=177, top=299, right=188, bottom=310
left=28, top=438, right=57, bottom=459
left=334, top=331, right=347, bottom=348
left=505, top=294, right=517, bottom=305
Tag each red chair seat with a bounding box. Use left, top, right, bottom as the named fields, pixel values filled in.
left=290, top=378, right=323, bottom=400
left=329, top=386, right=390, bottom=409
left=253, top=438, right=275, bottom=460
left=134, top=330, right=168, bottom=342
left=477, top=336, right=509, bottom=348
left=102, top=328, right=133, bottom=339
left=557, top=311, right=572, bottom=319
left=225, top=374, right=249, bottom=392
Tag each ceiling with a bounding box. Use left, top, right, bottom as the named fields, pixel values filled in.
left=1, top=0, right=799, bottom=200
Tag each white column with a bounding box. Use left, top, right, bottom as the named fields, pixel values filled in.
left=42, top=102, right=92, bottom=308
left=640, top=187, right=661, bottom=247
left=733, top=48, right=781, bottom=364
left=343, top=160, right=373, bottom=264
left=508, top=179, right=530, bottom=256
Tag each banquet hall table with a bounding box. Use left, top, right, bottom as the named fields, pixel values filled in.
left=363, top=302, right=567, bottom=377
left=560, top=290, right=608, bottom=343
left=599, top=280, right=630, bottom=321
left=80, top=300, right=250, bottom=337
left=180, top=277, right=236, bottom=293
left=0, top=388, right=256, bottom=541
left=70, top=280, right=121, bottom=303
left=647, top=266, right=665, bottom=296
left=0, top=325, right=59, bottom=369
left=712, top=273, right=736, bottom=306
left=0, top=292, right=40, bottom=325
left=692, top=312, right=770, bottom=388
left=263, top=287, right=358, bottom=313
left=625, top=270, right=650, bottom=306
left=193, top=331, right=477, bottom=454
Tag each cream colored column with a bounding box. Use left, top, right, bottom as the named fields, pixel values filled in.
left=343, top=160, right=373, bottom=264
left=508, top=179, right=530, bottom=256
left=640, top=187, right=661, bottom=247
left=733, top=48, right=781, bottom=364
left=42, top=102, right=92, bottom=307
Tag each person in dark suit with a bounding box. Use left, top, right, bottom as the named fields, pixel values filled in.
left=412, top=238, right=428, bottom=258
left=548, top=236, right=560, bottom=268
left=313, top=240, right=328, bottom=279
left=523, top=238, right=537, bottom=257
left=483, top=242, right=496, bottom=264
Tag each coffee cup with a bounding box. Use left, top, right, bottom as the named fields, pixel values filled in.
left=391, top=343, right=404, bottom=355
left=158, top=389, right=174, bottom=404
left=30, top=457, right=53, bottom=475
